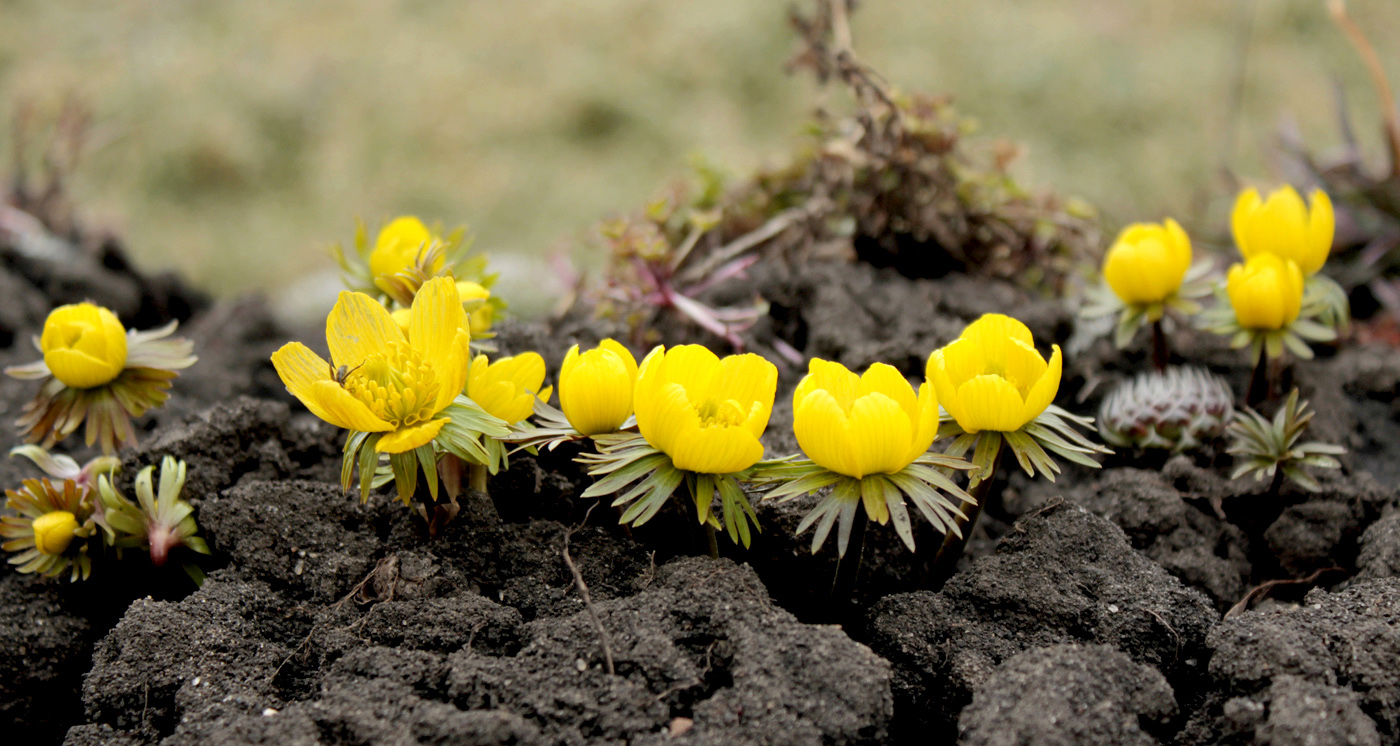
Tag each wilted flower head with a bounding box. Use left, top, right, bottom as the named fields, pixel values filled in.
left=1103, top=219, right=1192, bottom=307
left=5, top=304, right=197, bottom=453
left=926, top=314, right=1062, bottom=434
left=466, top=352, right=550, bottom=426
left=633, top=345, right=777, bottom=475
left=1, top=477, right=96, bottom=581
left=1231, top=186, right=1334, bottom=276
left=559, top=339, right=638, bottom=436
left=10, top=445, right=119, bottom=491
left=793, top=359, right=938, bottom=478
left=271, top=276, right=470, bottom=453
left=1226, top=254, right=1304, bottom=331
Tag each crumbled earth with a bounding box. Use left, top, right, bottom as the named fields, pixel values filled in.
left=865, top=501, right=1217, bottom=741
left=4, top=202, right=1400, bottom=744
left=957, top=644, right=1178, bottom=746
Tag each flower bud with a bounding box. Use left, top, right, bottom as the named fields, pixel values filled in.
left=1103, top=218, right=1192, bottom=305
left=925, top=314, right=1062, bottom=434
left=40, top=303, right=128, bottom=389
left=559, top=340, right=638, bottom=436
left=793, top=360, right=938, bottom=478
left=467, top=353, right=550, bottom=426
left=1231, top=186, right=1334, bottom=276
left=369, top=216, right=442, bottom=279
left=1226, top=254, right=1304, bottom=331
left=32, top=510, right=78, bottom=556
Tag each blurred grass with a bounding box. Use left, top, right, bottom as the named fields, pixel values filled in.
left=1, top=0, right=1397, bottom=314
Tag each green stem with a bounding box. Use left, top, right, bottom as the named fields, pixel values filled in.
left=705, top=524, right=719, bottom=560
left=468, top=462, right=489, bottom=495
left=929, top=444, right=1003, bottom=587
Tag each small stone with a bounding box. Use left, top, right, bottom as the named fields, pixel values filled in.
left=669, top=717, right=694, bottom=737
left=574, top=658, right=587, bottom=672
left=261, top=708, right=278, bottom=717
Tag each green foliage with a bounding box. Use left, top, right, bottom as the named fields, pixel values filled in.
left=1226, top=389, right=1345, bottom=492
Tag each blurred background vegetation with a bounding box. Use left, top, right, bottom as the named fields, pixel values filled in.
left=1, top=0, right=1397, bottom=316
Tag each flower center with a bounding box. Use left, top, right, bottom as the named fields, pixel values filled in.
left=342, top=341, right=441, bottom=429
left=694, top=397, right=746, bottom=429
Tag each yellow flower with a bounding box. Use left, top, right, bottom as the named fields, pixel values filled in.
left=926, top=314, right=1062, bottom=434
left=1226, top=254, right=1304, bottom=331
left=633, top=345, right=777, bottom=474
left=32, top=510, right=78, bottom=555
left=389, top=280, right=494, bottom=336
left=793, top=360, right=938, bottom=479
left=369, top=216, right=442, bottom=279
left=1103, top=218, right=1192, bottom=306
left=457, top=281, right=495, bottom=334
left=467, top=352, right=550, bottom=426
left=271, top=276, right=470, bottom=454
left=559, top=339, right=638, bottom=436
left=40, top=303, right=128, bottom=389
left=1231, top=186, right=1334, bottom=276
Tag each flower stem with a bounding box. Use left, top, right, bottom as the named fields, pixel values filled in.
left=1247, top=345, right=1269, bottom=407
left=705, top=525, right=719, bottom=560
left=1151, top=319, right=1169, bottom=372
left=1266, top=467, right=1286, bottom=500
left=831, top=507, right=868, bottom=604
left=468, top=462, right=489, bottom=495
left=929, top=445, right=1003, bottom=588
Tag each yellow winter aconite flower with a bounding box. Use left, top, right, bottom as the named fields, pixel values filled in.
left=271, top=276, right=470, bottom=454
left=1226, top=254, right=1304, bottom=331
left=926, top=314, right=1062, bottom=434
left=793, top=360, right=939, bottom=478
left=40, top=303, right=129, bottom=389
left=1103, top=219, right=1192, bottom=306
left=1232, top=186, right=1334, bottom=276
left=633, top=345, right=778, bottom=474
left=31, top=510, right=78, bottom=555
left=559, top=339, right=638, bottom=436
left=467, top=352, right=550, bottom=426
left=369, top=216, right=442, bottom=280
left=457, top=281, right=495, bottom=334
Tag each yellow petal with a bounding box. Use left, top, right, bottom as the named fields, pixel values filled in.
left=272, top=342, right=389, bottom=431
left=1304, top=189, right=1334, bottom=276
left=632, top=345, right=667, bottom=437
left=848, top=391, right=915, bottom=477
left=858, top=363, right=918, bottom=431
left=1258, top=186, right=1310, bottom=269
left=560, top=346, right=634, bottom=435
left=903, top=382, right=940, bottom=466
left=455, top=281, right=490, bottom=302
left=326, top=291, right=400, bottom=371
left=660, top=345, right=722, bottom=400
left=376, top=418, right=449, bottom=454
left=305, top=380, right=395, bottom=432
left=40, top=303, right=128, bottom=389
left=390, top=309, right=412, bottom=336
left=1231, top=187, right=1262, bottom=260
left=711, top=353, right=778, bottom=441
left=795, top=358, right=860, bottom=411
left=434, top=329, right=472, bottom=414
left=44, top=349, right=122, bottom=391
left=961, top=314, right=1034, bottom=350
left=370, top=216, right=433, bottom=278
left=640, top=381, right=700, bottom=459
left=409, top=277, right=467, bottom=374
left=1002, top=339, right=1049, bottom=400
left=794, top=388, right=856, bottom=477
left=1020, top=345, right=1061, bottom=425
left=669, top=421, right=765, bottom=475
left=951, top=374, right=1027, bottom=433
left=926, top=349, right=958, bottom=417
left=598, top=339, right=639, bottom=381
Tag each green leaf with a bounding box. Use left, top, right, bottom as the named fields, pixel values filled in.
left=358, top=434, right=383, bottom=503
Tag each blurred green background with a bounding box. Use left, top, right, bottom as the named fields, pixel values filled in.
left=1, top=0, right=1397, bottom=315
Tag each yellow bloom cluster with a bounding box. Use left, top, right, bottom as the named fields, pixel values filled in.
left=1226, top=186, right=1332, bottom=331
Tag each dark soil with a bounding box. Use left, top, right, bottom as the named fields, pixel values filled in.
left=2, top=224, right=1400, bottom=746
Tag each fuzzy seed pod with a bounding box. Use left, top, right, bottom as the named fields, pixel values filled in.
left=1099, top=367, right=1233, bottom=453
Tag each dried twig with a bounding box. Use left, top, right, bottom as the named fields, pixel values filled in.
left=563, top=503, right=616, bottom=676
left=675, top=206, right=811, bottom=287
left=1225, top=566, right=1344, bottom=620
left=1329, top=0, right=1400, bottom=178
